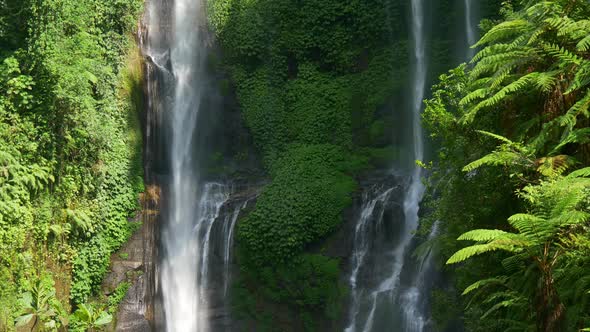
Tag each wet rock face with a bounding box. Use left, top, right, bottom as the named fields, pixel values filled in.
left=103, top=205, right=157, bottom=332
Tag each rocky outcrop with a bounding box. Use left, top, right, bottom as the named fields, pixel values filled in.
left=102, top=195, right=158, bottom=332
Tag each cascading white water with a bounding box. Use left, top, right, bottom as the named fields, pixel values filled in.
left=400, top=222, right=440, bottom=331
left=345, top=187, right=394, bottom=332
left=149, top=0, right=217, bottom=330
left=223, top=200, right=250, bottom=296
left=464, top=0, right=477, bottom=59
left=376, top=0, right=428, bottom=301
left=388, top=1, right=428, bottom=330
left=161, top=182, right=229, bottom=332
left=345, top=1, right=429, bottom=331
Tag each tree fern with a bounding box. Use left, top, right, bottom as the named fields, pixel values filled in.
left=475, top=19, right=534, bottom=47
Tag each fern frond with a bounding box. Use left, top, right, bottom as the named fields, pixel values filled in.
left=556, top=210, right=590, bottom=227
left=567, top=61, right=590, bottom=93
left=532, top=71, right=559, bottom=93
left=464, top=72, right=538, bottom=122
left=460, top=88, right=488, bottom=106
left=577, top=34, right=590, bottom=51
left=482, top=298, right=524, bottom=319
left=476, top=19, right=534, bottom=47
left=566, top=167, right=590, bottom=178
left=462, top=151, right=524, bottom=172
left=458, top=229, right=514, bottom=242
left=508, top=213, right=545, bottom=234
left=525, top=1, right=563, bottom=20
left=472, top=44, right=514, bottom=63
left=476, top=130, right=515, bottom=144
left=551, top=128, right=590, bottom=153
left=536, top=155, right=575, bottom=177
left=462, top=277, right=509, bottom=296
left=447, top=242, right=522, bottom=265
left=543, top=43, right=583, bottom=66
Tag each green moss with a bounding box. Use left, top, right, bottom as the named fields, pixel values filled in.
left=238, top=144, right=364, bottom=265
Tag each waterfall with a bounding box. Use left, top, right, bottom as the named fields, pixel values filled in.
left=382, top=0, right=428, bottom=300
left=159, top=0, right=209, bottom=329
left=400, top=222, right=440, bottom=331
left=345, top=186, right=395, bottom=332
left=222, top=199, right=250, bottom=296
left=390, top=2, right=429, bottom=331
left=345, top=1, right=430, bottom=331
left=464, top=0, right=477, bottom=59
left=143, top=0, right=234, bottom=330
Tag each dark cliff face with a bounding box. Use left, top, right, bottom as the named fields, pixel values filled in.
left=105, top=208, right=158, bottom=332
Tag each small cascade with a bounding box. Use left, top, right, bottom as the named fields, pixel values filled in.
left=161, top=183, right=229, bottom=332
left=222, top=199, right=250, bottom=297
left=345, top=0, right=433, bottom=330
left=400, top=222, right=440, bottom=331
left=345, top=185, right=395, bottom=332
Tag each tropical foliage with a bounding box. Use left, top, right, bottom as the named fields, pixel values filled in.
left=0, top=0, right=144, bottom=330
left=424, top=0, right=590, bottom=331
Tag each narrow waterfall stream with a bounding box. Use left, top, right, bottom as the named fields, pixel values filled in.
left=394, top=0, right=430, bottom=330
left=345, top=1, right=431, bottom=331
left=464, top=0, right=477, bottom=59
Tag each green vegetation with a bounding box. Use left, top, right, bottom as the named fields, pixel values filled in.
left=208, top=0, right=410, bottom=328
left=423, top=1, right=590, bottom=331
left=0, top=0, right=144, bottom=330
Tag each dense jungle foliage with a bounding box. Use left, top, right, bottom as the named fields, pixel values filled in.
left=423, top=1, right=590, bottom=331
left=206, top=0, right=506, bottom=330
left=0, top=0, right=144, bottom=330
left=208, top=0, right=409, bottom=329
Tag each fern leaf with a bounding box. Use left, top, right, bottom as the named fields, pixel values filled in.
left=543, top=43, right=583, bottom=65
left=551, top=128, right=590, bottom=153
left=458, top=229, right=514, bottom=242
left=447, top=242, right=520, bottom=265
left=577, top=34, right=590, bottom=51
left=462, top=151, right=523, bottom=172
left=476, top=19, right=533, bottom=47
left=462, top=277, right=508, bottom=296
left=508, top=213, right=545, bottom=233
left=476, top=130, right=515, bottom=144
left=567, top=167, right=590, bottom=178
left=460, top=88, right=488, bottom=106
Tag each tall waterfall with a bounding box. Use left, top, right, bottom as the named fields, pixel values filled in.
left=143, top=0, right=234, bottom=330
left=393, top=0, right=429, bottom=330
left=160, top=0, right=210, bottom=330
